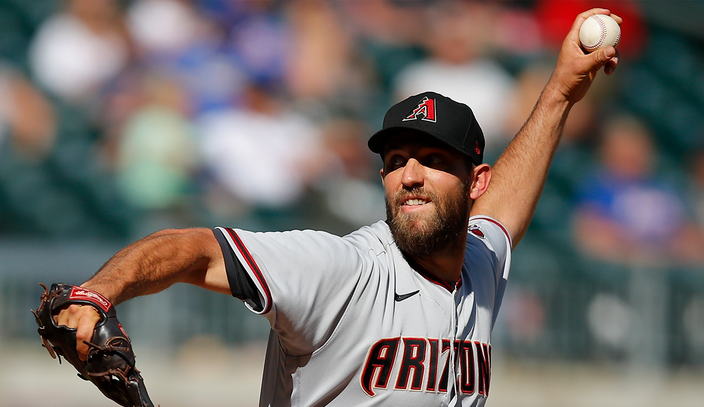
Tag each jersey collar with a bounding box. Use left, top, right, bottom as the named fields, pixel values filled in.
left=405, top=254, right=462, bottom=292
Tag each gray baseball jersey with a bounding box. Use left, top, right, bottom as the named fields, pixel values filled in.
left=213, top=215, right=511, bottom=406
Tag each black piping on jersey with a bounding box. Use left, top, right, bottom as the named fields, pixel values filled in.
left=212, top=228, right=263, bottom=311
left=213, top=228, right=271, bottom=313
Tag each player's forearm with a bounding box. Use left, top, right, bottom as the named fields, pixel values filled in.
left=82, top=228, right=228, bottom=304
left=471, top=9, right=619, bottom=247
left=473, top=81, right=572, bottom=246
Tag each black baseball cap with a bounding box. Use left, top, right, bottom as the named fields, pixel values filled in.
left=368, top=91, right=485, bottom=165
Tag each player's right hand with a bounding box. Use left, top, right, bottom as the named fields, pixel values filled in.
left=550, top=8, right=622, bottom=105
left=54, top=304, right=101, bottom=361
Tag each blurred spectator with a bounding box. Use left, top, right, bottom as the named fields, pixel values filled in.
left=688, top=150, right=704, bottom=229
left=197, top=83, right=326, bottom=217
left=286, top=0, right=355, bottom=100
left=491, top=3, right=543, bottom=57
left=392, top=1, right=516, bottom=153
left=342, top=0, right=427, bottom=96
left=680, top=149, right=704, bottom=263
left=0, top=62, right=134, bottom=239
left=225, top=0, right=290, bottom=88
left=312, top=118, right=385, bottom=231
left=114, top=74, right=198, bottom=214
left=507, top=59, right=615, bottom=182
left=508, top=61, right=607, bottom=145
left=127, top=0, right=247, bottom=115
left=0, top=65, right=56, bottom=159
left=571, top=115, right=697, bottom=266
left=0, top=64, right=56, bottom=232
left=342, top=0, right=426, bottom=46
left=28, top=0, right=131, bottom=103
left=502, top=286, right=546, bottom=347
left=586, top=292, right=632, bottom=353
left=128, top=0, right=202, bottom=57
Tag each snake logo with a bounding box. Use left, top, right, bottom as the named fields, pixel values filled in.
left=403, top=96, right=436, bottom=123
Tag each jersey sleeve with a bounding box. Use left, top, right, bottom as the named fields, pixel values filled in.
left=213, top=226, right=365, bottom=355
left=212, top=228, right=263, bottom=311
left=465, top=215, right=512, bottom=327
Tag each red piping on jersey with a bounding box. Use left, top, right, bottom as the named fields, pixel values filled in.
left=406, top=256, right=457, bottom=292
left=470, top=216, right=512, bottom=248
left=224, top=228, right=273, bottom=314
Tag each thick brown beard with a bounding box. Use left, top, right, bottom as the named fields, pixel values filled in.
left=386, top=182, right=470, bottom=258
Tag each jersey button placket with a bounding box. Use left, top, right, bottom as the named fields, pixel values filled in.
left=449, top=286, right=461, bottom=404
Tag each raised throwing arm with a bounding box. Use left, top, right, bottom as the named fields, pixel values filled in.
left=470, top=8, right=621, bottom=248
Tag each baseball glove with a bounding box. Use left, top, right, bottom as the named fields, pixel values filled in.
left=32, top=283, right=156, bottom=407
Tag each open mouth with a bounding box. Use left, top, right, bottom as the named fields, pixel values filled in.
left=402, top=199, right=429, bottom=206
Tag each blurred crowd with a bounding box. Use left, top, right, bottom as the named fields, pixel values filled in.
left=2, top=0, right=703, bottom=261
left=0, top=1, right=625, bottom=234
left=1, top=0, right=704, bottom=365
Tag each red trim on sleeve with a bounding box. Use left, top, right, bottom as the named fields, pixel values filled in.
left=224, top=228, right=273, bottom=314
left=470, top=216, right=512, bottom=248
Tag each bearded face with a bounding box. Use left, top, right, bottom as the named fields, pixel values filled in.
left=386, top=180, right=471, bottom=258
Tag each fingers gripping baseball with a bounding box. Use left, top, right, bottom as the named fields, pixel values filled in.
left=578, top=10, right=620, bottom=75
left=551, top=8, right=621, bottom=104
left=598, top=46, right=618, bottom=75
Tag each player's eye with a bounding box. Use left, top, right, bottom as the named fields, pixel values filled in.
left=423, top=154, right=447, bottom=169
left=386, top=154, right=406, bottom=170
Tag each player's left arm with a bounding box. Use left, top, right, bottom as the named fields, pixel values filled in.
left=83, top=228, right=230, bottom=303
left=50, top=227, right=229, bottom=361
left=469, top=8, right=621, bottom=248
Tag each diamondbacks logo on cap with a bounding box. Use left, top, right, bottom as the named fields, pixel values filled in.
left=403, top=96, right=436, bottom=123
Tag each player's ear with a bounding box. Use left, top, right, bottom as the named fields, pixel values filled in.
left=469, top=164, right=491, bottom=200
left=380, top=168, right=385, bottom=182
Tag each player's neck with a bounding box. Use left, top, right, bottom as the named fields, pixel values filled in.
left=406, top=237, right=466, bottom=286
left=412, top=256, right=463, bottom=286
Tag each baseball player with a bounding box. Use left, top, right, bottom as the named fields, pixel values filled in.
left=51, top=9, right=620, bottom=406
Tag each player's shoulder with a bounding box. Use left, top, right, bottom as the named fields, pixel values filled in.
left=343, top=220, right=393, bottom=253
left=467, top=215, right=512, bottom=253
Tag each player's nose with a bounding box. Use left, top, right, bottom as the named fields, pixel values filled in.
left=401, top=158, right=424, bottom=188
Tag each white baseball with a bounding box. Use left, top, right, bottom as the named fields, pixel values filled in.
left=579, top=14, right=621, bottom=53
